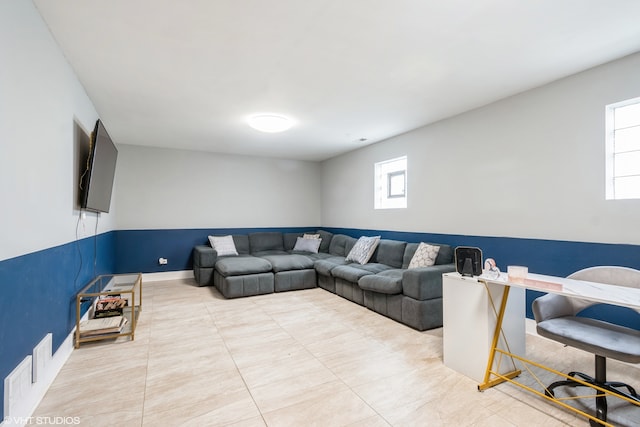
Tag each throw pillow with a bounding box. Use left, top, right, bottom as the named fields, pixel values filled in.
left=208, top=235, right=238, bottom=256
left=346, top=236, right=381, bottom=264
left=293, top=236, right=322, bottom=253
left=303, top=233, right=321, bottom=239
left=408, top=242, right=440, bottom=269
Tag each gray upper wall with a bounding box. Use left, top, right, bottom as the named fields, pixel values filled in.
left=114, top=145, right=322, bottom=230
left=321, top=51, right=640, bottom=245
left=3, top=0, right=639, bottom=263
left=0, top=1, right=111, bottom=262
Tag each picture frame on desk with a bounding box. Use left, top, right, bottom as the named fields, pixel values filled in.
left=455, top=246, right=482, bottom=277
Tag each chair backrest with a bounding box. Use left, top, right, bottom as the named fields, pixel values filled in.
left=566, top=266, right=640, bottom=315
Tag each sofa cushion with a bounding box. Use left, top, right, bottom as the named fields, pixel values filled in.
left=372, top=239, right=406, bottom=268
left=408, top=243, right=440, bottom=269
left=208, top=235, right=238, bottom=256
left=260, top=254, right=314, bottom=272
left=314, top=257, right=350, bottom=276
left=283, top=233, right=302, bottom=251
left=352, top=263, right=393, bottom=274
left=233, top=235, right=251, bottom=255
left=252, top=250, right=289, bottom=256
left=249, top=232, right=284, bottom=253
left=403, top=243, right=419, bottom=269
left=215, top=256, right=272, bottom=277
left=359, top=270, right=403, bottom=294
left=346, top=236, right=381, bottom=264
left=316, top=230, right=334, bottom=253
left=304, top=252, right=333, bottom=261
left=328, top=234, right=357, bottom=257
left=332, top=265, right=375, bottom=282
left=434, top=244, right=454, bottom=265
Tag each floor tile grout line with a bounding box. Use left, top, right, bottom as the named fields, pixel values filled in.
left=34, top=279, right=640, bottom=426
left=207, top=298, right=272, bottom=426
left=270, top=292, right=398, bottom=426
left=142, top=287, right=226, bottom=426
left=138, top=286, right=155, bottom=427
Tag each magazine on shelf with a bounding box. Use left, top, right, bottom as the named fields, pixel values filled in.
left=94, top=294, right=128, bottom=318
left=79, top=315, right=128, bottom=337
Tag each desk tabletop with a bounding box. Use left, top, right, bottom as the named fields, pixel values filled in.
left=478, top=272, right=640, bottom=311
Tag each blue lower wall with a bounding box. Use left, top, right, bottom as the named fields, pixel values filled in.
left=2, top=226, right=639, bottom=421
left=114, top=226, right=640, bottom=326
left=0, top=232, right=115, bottom=420
left=113, top=227, right=321, bottom=274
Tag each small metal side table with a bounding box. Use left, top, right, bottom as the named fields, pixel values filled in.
left=75, top=273, right=142, bottom=348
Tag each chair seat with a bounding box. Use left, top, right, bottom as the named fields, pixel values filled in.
left=537, top=316, right=640, bottom=364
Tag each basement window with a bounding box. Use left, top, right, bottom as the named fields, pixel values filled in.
left=606, top=97, right=640, bottom=200
left=375, top=156, right=407, bottom=209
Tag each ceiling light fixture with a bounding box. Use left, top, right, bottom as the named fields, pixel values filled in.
left=248, top=114, right=293, bottom=133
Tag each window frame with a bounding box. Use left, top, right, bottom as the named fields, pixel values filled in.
left=605, top=96, right=640, bottom=200
left=374, top=156, right=407, bottom=210
left=387, top=170, right=406, bottom=199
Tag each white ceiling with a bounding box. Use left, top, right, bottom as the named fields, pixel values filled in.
left=34, top=0, right=640, bottom=161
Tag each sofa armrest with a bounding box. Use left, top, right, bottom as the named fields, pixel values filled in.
left=402, top=264, right=456, bottom=300
left=193, top=245, right=218, bottom=268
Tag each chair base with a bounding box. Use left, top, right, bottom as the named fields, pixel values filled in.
left=544, top=356, right=640, bottom=426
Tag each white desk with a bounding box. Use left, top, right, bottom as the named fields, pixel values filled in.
left=485, top=272, right=640, bottom=311
left=473, top=271, right=640, bottom=427
left=443, top=272, right=525, bottom=382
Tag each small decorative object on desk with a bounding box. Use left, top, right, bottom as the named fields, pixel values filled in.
left=454, top=247, right=483, bottom=277
left=507, top=265, right=528, bottom=284
left=482, top=258, right=501, bottom=279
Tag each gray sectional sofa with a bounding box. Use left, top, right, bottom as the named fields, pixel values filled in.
left=192, top=230, right=455, bottom=331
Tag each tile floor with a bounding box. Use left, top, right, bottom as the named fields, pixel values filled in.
left=32, top=278, right=640, bottom=426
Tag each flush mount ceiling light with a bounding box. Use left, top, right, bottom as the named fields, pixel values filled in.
left=247, top=114, right=293, bottom=133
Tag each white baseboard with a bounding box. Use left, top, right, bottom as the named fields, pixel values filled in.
left=2, top=332, right=74, bottom=427
left=142, top=270, right=192, bottom=282
left=525, top=317, right=540, bottom=337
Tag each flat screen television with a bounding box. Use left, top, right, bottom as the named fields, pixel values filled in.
left=79, top=119, right=118, bottom=213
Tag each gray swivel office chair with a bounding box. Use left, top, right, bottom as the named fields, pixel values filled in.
left=532, top=266, right=640, bottom=426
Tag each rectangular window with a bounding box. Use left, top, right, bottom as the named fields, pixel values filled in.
left=375, top=156, right=407, bottom=209
left=606, top=97, right=640, bottom=200
left=387, top=170, right=406, bottom=198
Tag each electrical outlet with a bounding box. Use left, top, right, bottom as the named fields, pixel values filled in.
left=159, top=258, right=168, bottom=265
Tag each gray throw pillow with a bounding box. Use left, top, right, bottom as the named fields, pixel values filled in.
left=346, top=236, right=380, bottom=264
left=293, top=236, right=321, bottom=253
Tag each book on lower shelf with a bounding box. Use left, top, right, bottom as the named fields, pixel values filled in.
left=79, top=315, right=128, bottom=337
